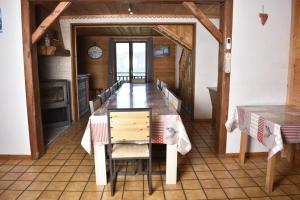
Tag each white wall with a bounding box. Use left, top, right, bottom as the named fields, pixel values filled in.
left=60, top=16, right=219, bottom=120
left=0, top=0, right=31, bottom=155
left=226, top=0, right=291, bottom=153
left=194, top=19, right=219, bottom=119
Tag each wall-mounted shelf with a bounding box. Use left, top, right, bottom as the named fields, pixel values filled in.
left=38, top=45, right=70, bottom=57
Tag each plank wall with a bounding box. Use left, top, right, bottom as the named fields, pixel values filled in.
left=77, top=36, right=109, bottom=90
left=77, top=36, right=176, bottom=90
left=288, top=0, right=300, bottom=105
left=153, top=37, right=176, bottom=90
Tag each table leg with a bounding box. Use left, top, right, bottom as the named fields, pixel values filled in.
left=265, top=153, right=277, bottom=193
left=94, top=145, right=107, bottom=185
left=239, top=131, right=248, bottom=165
left=281, top=144, right=295, bottom=163
left=166, top=144, right=177, bottom=184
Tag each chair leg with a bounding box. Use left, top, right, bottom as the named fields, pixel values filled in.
left=109, top=158, right=114, bottom=196
left=148, top=159, right=152, bottom=194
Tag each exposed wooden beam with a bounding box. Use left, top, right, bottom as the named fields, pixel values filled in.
left=31, top=0, right=224, bottom=3
left=32, top=1, right=71, bottom=45
left=215, top=0, right=233, bottom=154
left=153, top=25, right=193, bottom=50
left=183, top=1, right=222, bottom=43
left=21, top=0, right=45, bottom=159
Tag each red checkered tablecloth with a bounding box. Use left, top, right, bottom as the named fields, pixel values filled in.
left=226, top=105, right=300, bottom=158
left=81, top=83, right=192, bottom=156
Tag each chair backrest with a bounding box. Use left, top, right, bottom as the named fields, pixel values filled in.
left=162, top=86, right=169, bottom=99
left=98, top=93, right=106, bottom=104
left=117, top=80, right=122, bottom=89
left=110, top=86, right=116, bottom=94
left=89, top=97, right=101, bottom=113
left=168, top=92, right=182, bottom=113
left=113, top=83, right=118, bottom=91
left=160, top=81, right=167, bottom=89
left=156, top=79, right=161, bottom=90
left=132, top=78, right=145, bottom=84
left=107, top=108, right=152, bottom=144
left=105, top=88, right=111, bottom=99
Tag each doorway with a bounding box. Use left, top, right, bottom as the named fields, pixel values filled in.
left=115, top=41, right=147, bottom=83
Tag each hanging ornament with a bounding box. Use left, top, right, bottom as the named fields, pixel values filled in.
left=259, top=5, right=269, bottom=26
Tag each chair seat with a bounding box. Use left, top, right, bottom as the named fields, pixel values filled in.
left=112, top=144, right=149, bottom=159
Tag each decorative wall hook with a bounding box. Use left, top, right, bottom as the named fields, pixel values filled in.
left=259, top=5, right=268, bottom=26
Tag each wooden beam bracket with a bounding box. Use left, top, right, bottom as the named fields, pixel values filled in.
left=183, top=1, right=222, bottom=43
left=31, top=1, right=71, bottom=45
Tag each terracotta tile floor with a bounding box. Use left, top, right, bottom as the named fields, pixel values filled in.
left=1, top=117, right=300, bottom=199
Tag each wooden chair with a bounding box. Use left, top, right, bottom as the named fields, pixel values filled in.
left=156, top=79, right=161, bottom=90
left=132, top=78, right=145, bottom=84
left=162, top=86, right=169, bottom=99
left=110, top=85, right=116, bottom=94
left=113, top=83, right=118, bottom=91
left=98, top=93, right=106, bottom=104
left=117, top=81, right=122, bottom=89
left=107, top=108, right=152, bottom=196
left=117, top=80, right=123, bottom=89
left=89, top=97, right=101, bottom=113
left=160, top=81, right=167, bottom=90
left=168, top=92, right=182, bottom=113
left=105, top=88, right=111, bottom=99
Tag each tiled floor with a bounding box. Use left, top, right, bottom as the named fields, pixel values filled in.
left=1, top=117, right=300, bottom=199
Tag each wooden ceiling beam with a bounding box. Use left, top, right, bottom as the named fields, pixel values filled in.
left=31, top=1, right=71, bottom=45
left=183, top=1, right=222, bottom=43
left=153, top=25, right=193, bottom=50
left=30, top=0, right=224, bottom=3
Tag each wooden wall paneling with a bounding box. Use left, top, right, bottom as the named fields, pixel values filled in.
left=32, top=1, right=222, bottom=18
left=287, top=0, right=300, bottom=105
left=153, top=37, right=176, bottom=90
left=178, top=49, right=194, bottom=118
left=78, top=36, right=109, bottom=90
left=153, top=25, right=193, bottom=50
left=21, top=0, right=45, bottom=159
left=215, top=0, right=233, bottom=154
left=77, top=35, right=176, bottom=90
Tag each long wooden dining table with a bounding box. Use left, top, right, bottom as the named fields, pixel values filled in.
left=81, top=83, right=192, bottom=185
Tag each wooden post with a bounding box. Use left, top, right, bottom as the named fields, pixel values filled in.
left=31, top=1, right=71, bottom=45
left=215, top=0, right=233, bottom=154
left=265, top=153, right=277, bottom=193
left=239, top=132, right=248, bottom=165
left=21, top=0, right=45, bottom=159
left=183, top=2, right=222, bottom=43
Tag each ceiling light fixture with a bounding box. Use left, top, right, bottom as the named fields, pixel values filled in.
left=128, top=4, right=133, bottom=15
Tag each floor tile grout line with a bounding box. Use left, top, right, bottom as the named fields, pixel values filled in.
left=52, top=143, right=87, bottom=200
left=192, top=123, right=280, bottom=198
left=12, top=144, right=63, bottom=200
left=190, top=123, right=232, bottom=199
left=78, top=163, right=95, bottom=200
left=158, top=162, right=166, bottom=200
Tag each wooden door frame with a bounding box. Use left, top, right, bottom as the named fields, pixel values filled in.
left=21, top=6, right=199, bottom=158
left=21, top=0, right=45, bottom=159
left=71, top=23, right=196, bottom=120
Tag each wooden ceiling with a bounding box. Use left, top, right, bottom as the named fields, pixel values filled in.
left=34, top=1, right=222, bottom=18
left=76, top=26, right=162, bottom=36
